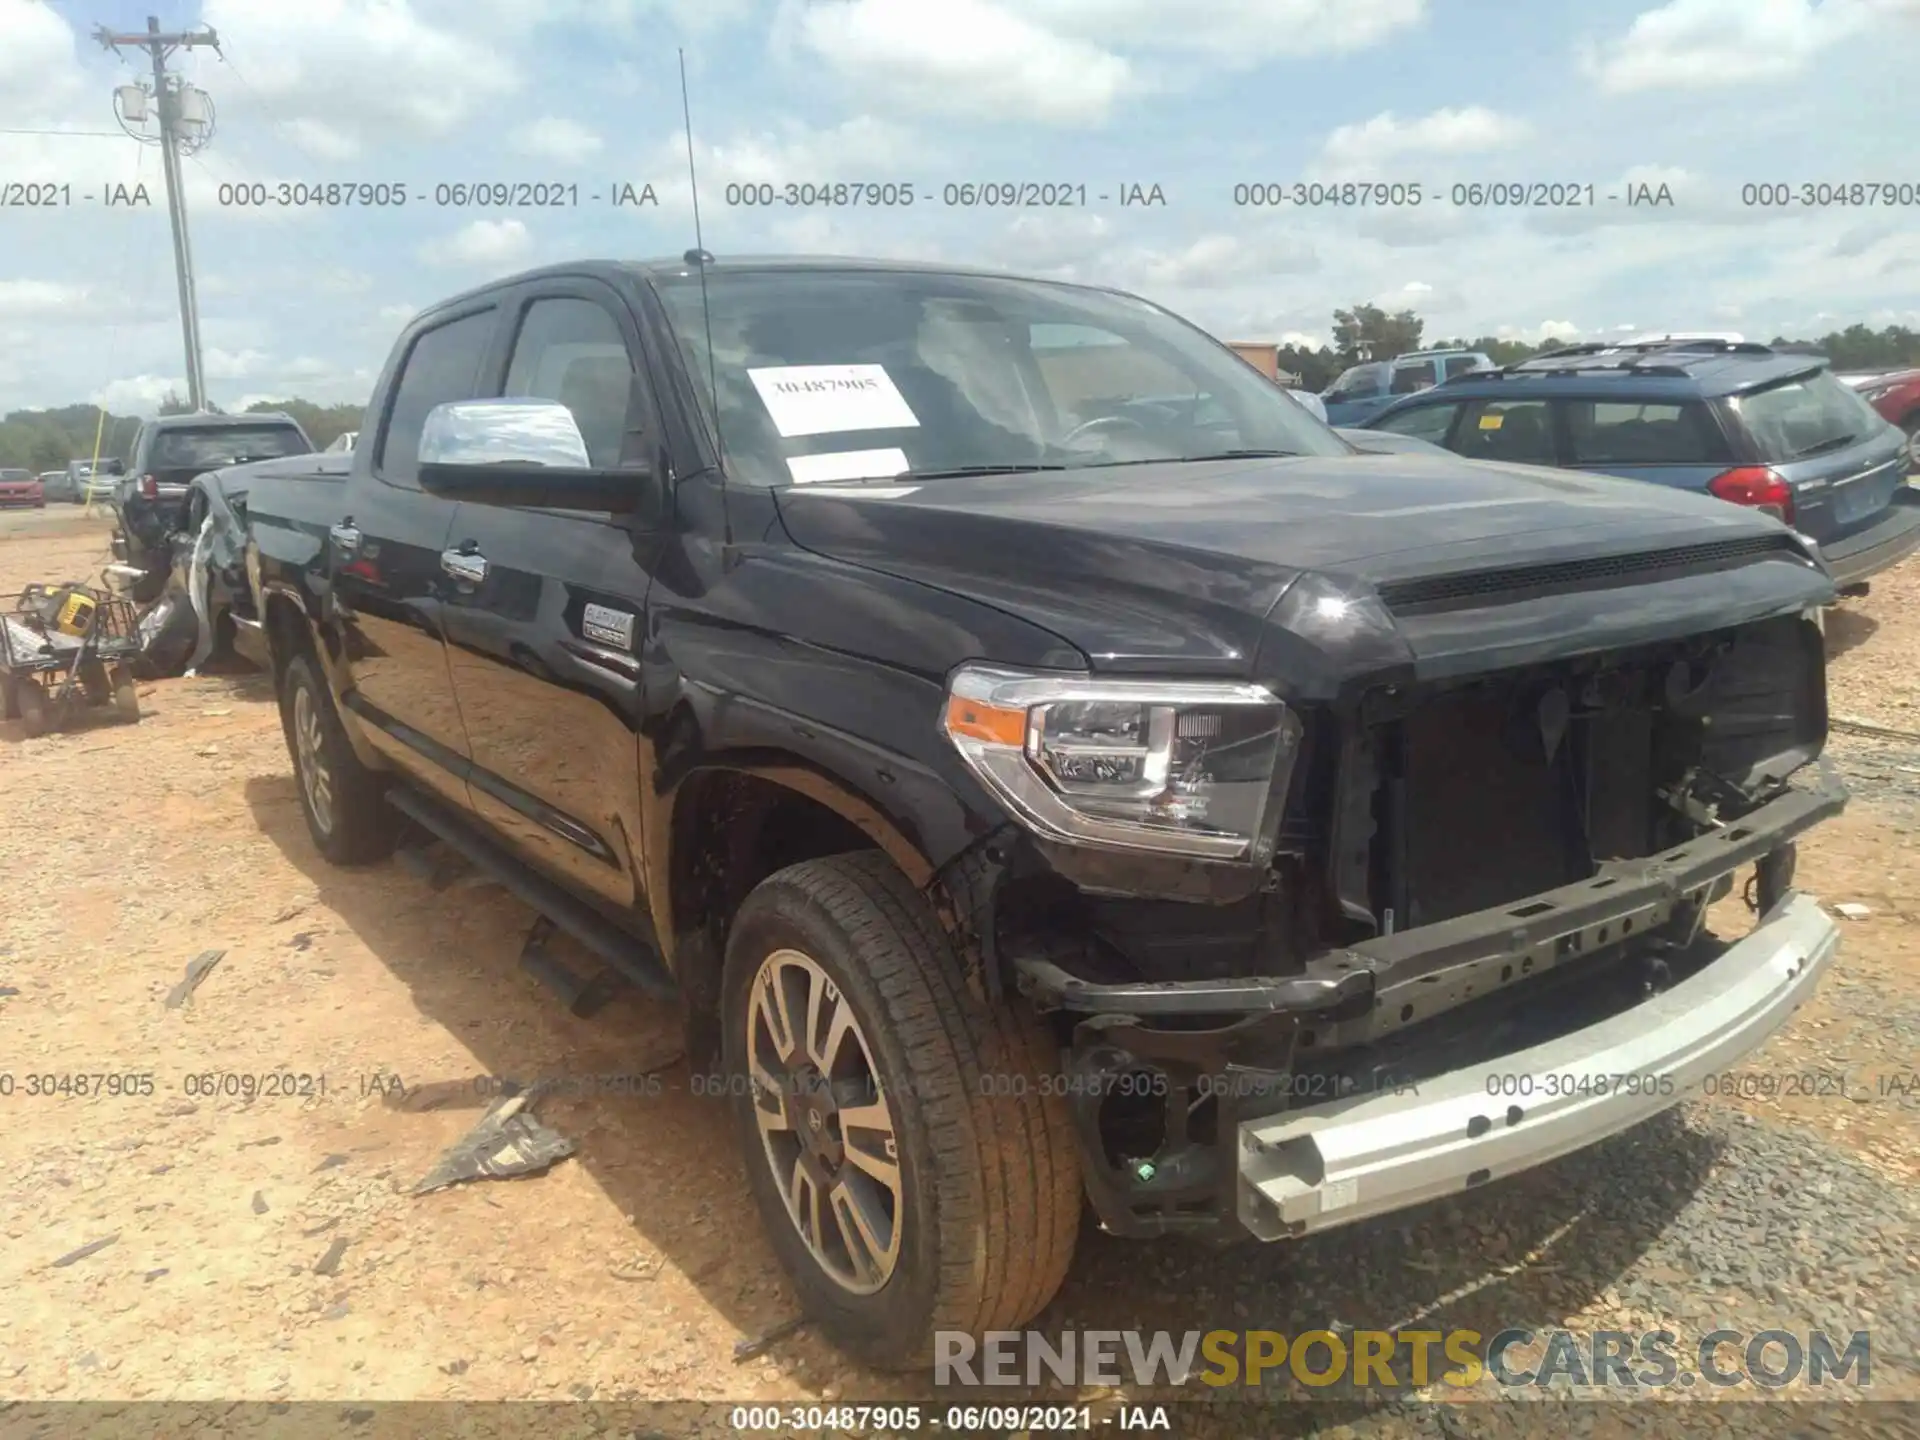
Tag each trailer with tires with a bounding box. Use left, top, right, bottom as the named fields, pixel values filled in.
left=0, top=583, right=143, bottom=737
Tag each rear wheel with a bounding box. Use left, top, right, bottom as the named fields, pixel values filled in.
left=280, top=653, right=394, bottom=865
left=721, top=850, right=1082, bottom=1370
left=110, top=665, right=141, bottom=722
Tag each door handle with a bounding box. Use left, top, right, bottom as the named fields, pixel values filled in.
left=329, top=522, right=362, bottom=553
left=441, top=548, right=489, bottom=584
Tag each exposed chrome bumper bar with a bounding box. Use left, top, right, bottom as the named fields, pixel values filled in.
left=1236, top=891, right=1838, bottom=1240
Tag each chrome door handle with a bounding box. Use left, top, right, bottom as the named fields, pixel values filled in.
left=441, top=548, right=489, bottom=584
left=328, top=522, right=362, bottom=553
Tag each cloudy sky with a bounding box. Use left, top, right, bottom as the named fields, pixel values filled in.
left=1, top=0, right=1916, bottom=415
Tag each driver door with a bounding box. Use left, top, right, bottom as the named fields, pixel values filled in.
left=436, top=278, right=667, bottom=912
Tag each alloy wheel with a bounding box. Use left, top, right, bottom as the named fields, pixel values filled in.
left=746, top=947, right=903, bottom=1295
left=293, top=684, right=334, bottom=835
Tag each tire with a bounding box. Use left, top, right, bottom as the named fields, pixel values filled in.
left=720, top=850, right=1082, bottom=1370
left=279, top=652, right=394, bottom=865
left=1903, top=415, right=1919, bottom=476
left=110, top=665, right=140, bottom=722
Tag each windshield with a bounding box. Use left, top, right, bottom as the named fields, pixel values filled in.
left=149, top=424, right=309, bottom=469
left=651, top=268, right=1348, bottom=486
left=1734, top=371, right=1886, bottom=461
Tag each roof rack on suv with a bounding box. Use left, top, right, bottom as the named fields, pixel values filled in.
left=1480, top=340, right=1782, bottom=381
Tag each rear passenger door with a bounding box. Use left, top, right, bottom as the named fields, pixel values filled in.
left=1557, top=399, right=1733, bottom=495
left=436, top=278, right=666, bottom=912
left=332, top=303, right=499, bottom=814
left=1448, top=397, right=1560, bottom=467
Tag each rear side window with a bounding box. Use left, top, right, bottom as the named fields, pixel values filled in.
left=1374, top=402, right=1458, bottom=444
left=1453, top=399, right=1555, bottom=465
left=1390, top=360, right=1437, bottom=394
left=148, top=425, right=308, bottom=469
left=1735, top=371, right=1885, bottom=461
left=376, top=308, right=496, bottom=487
left=1564, top=401, right=1730, bottom=465
left=1442, top=356, right=1484, bottom=379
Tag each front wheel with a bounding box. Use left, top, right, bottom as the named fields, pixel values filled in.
left=721, top=851, right=1082, bottom=1370
left=1903, top=415, right=1920, bottom=476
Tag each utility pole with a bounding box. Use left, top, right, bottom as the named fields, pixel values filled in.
left=95, top=16, right=220, bottom=412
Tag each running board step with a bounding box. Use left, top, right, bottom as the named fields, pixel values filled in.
left=384, top=785, right=676, bottom=1000
left=518, top=915, right=629, bottom=1018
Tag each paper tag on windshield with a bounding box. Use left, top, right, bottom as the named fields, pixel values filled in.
left=1478, top=413, right=1504, bottom=430
left=748, top=365, right=920, bottom=438
left=787, top=448, right=911, bottom=484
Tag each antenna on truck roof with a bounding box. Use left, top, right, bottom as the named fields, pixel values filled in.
left=683, top=48, right=725, bottom=495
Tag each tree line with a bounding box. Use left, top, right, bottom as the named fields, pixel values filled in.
left=6, top=315, right=1918, bottom=470
left=0, top=393, right=361, bottom=473
left=1275, top=311, right=1920, bottom=392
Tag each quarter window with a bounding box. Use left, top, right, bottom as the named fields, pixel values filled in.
left=1564, top=401, right=1730, bottom=464
left=376, top=308, right=496, bottom=488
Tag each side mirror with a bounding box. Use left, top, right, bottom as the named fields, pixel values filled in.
left=415, top=398, right=656, bottom=517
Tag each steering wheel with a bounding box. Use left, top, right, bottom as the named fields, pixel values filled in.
left=1060, top=414, right=1150, bottom=447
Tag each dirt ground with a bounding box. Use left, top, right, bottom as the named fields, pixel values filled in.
left=1, top=509, right=1916, bottom=1422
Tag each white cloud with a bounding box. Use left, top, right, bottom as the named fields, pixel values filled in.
left=1022, top=0, right=1427, bottom=60
left=1316, top=106, right=1529, bottom=174
left=513, top=116, right=604, bottom=165
left=92, top=374, right=185, bottom=415
left=202, top=347, right=269, bottom=380
left=1496, top=319, right=1583, bottom=345
left=278, top=119, right=361, bottom=163
left=1123, top=233, right=1319, bottom=290
left=378, top=304, right=419, bottom=324
left=0, top=279, right=93, bottom=317
left=649, top=117, right=918, bottom=216
left=788, top=0, right=1132, bottom=126
left=785, top=0, right=1424, bottom=123
left=1584, top=0, right=1908, bottom=92
left=199, top=0, right=522, bottom=159
left=419, top=219, right=533, bottom=268
left=0, top=0, right=87, bottom=123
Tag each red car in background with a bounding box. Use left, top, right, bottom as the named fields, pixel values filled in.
left=0, top=469, right=46, bottom=508
left=1842, top=369, right=1920, bottom=473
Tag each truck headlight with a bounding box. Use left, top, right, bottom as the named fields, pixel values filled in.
left=941, top=665, right=1301, bottom=861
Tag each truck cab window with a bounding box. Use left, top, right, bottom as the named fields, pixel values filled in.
left=503, top=298, right=638, bottom=469
left=375, top=308, right=496, bottom=488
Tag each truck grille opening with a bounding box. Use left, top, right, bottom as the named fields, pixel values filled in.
left=1374, top=613, right=1823, bottom=930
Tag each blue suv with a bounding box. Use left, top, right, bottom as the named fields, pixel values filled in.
left=1362, top=340, right=1920, bottom=589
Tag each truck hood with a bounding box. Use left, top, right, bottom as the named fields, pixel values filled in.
left=774, top=452, right=1835, bottom=692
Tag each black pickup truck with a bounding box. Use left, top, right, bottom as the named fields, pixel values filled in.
left=242, top=255, right=1847, bottom=1369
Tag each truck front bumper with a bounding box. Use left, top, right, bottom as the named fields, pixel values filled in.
left=1235, top=890, right=1836, bottom=1240
left=1012, top=762, right=1845, bottom=1241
